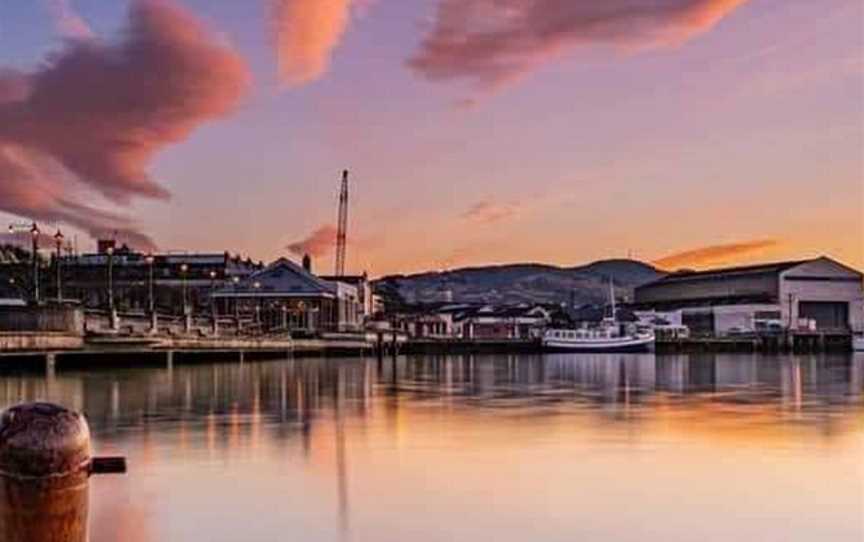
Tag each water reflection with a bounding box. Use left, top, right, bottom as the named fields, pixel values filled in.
left=0, top=353, right=861, bottom=542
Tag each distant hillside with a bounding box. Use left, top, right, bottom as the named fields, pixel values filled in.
left=373, top=259, right=662, bottom=307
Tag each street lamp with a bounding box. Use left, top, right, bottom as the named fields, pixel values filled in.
left=231, top=276, right=241, bottom=323
left=30, top=222, right=40, bottom=304
left=180, top=263, right=189, bottom=316
left=145, top=254, right=155, bottom=315
left=253, top=280, right=262, bottom=329
left=53, top=229, right=64, bottom=302
left=209, top=270, right=218, bottom=329
left=106, top=245, right=115, bottom=314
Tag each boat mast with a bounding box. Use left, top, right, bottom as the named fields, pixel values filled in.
left=609, top=278, right=616, bottom=322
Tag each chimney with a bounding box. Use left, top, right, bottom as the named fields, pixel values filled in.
left=97, top=239, right=116, bottom=254
left=302, top=254, right=312, bottom=273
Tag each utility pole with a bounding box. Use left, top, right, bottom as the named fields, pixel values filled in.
left=335, top=170, right=349, bottom=277
left=30, top=222, right=40, bottom=304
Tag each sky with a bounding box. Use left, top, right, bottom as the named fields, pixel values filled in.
left=0, top=0, right=861, bottom=277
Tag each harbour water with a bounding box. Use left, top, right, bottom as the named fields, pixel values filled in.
left=0, top=353, right=861, bottom=541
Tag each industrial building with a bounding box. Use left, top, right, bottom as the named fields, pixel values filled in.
left=634, top=257, right=864, bottom=337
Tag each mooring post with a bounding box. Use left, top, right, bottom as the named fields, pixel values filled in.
left=166, top=350, right=174, bottom=371
left=45, top=353, right=56, bottom=377
left=149, top=311, right=159, bottom=336
left=109, top=309, right=120, bottom=332
left=0, top=403, right=126, bottom=542
left=376, top=332, right=384, bottom=360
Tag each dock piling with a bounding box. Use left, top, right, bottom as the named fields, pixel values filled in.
left=0, top=403, right=126, bottom=542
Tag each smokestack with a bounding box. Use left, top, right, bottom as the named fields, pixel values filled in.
left=302, top=253, right=312, bottom=273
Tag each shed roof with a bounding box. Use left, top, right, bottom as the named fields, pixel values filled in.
left=642, top=259, right=811, bottom=287
left=213, top=258, right=336, bottom=298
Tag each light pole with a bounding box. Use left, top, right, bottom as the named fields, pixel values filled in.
left=145, top=254, right=156, bottom=333
left=253, top=280, right=261, bottom=332
left=106, top=246, right=115, bottom=313
left=180, top=263, right=189, bottom=316
left=231, top=276, right=241, bottom=329
left=209, top=270, right=218, bottom=335
left=53, top=229, right=63, bottom=303
left=145, top=254, right=155, bottom=314
left=30, top=222, right=40, bottom=304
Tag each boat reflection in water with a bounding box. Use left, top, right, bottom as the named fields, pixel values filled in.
left=0, top=353, right=861, bottom=542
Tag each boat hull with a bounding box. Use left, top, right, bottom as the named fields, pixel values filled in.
left=542, top=336, right=655, bottom=353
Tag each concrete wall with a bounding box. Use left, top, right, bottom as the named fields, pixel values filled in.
left=779, top=258, right=864, bottom=332
left=0, top=306, right=84, bottom=334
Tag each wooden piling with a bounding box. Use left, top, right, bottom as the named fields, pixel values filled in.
left=0, top=403, right=125, bottom=542
left=0, top=403, right=91, bottom=542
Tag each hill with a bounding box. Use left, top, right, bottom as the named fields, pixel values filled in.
left=373, top=259, right=662, bottom=308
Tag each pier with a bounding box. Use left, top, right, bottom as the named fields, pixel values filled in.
left=0, top=305, right=412, bottom=372
left=0, top=329, right=854, bottom=373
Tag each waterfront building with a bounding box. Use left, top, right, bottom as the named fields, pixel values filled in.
left=212, top=258, right=362, bottom=334
left=448, top=304, right=550, bottom=340
left=634, top=257, right=864, bottom=337
left=0, top=240, right=262, bottom=313
left=389, top=303, right=550, bottom=340
left=393, top=310, right=458, bottom=339
left=319, top=273, right=374, bottom=320
left=62, top=247, right=261, bottom=313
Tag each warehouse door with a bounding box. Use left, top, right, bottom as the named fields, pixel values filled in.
left=798, top=302, right=849, bottom=330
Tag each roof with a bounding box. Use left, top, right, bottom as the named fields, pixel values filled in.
left=213, top=258, right=336, bottom=297
left=448, top=304, right=549, bottom=321
left=641, top=259, right=812, bottom=287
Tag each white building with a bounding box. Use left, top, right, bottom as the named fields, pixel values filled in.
left=635, top=257, right=864, bottom=337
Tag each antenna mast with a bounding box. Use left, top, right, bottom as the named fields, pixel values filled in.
left=334, top=169, right=349, bottom=276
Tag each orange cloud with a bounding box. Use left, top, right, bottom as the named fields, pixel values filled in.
left=270, top=0, right=357, bottom=86
left=286, top=225, right=339, bottom=257
left=408, top=0, right=749, bottom=89
left=0, top=0, right=250, bottom=251
left=461, top=201, right=520, bottom=225
left=653, top=239, right=780, bottom=270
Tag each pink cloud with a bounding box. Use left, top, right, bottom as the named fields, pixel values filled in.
left=461, top=201, right=520, bottom=224
left=46, top=0, right=95, bottom=40
left=0, top=0, right=251, bottom=251
left=286, top=224, right=339, bottom=257
left=408, top=0, right=749, bottom=89
left=270, top=0, right=357, bottom=86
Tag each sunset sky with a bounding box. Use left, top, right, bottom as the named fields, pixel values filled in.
left=0, top=0, right=861, bottom=276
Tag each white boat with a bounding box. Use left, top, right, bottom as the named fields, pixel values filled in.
left=542, top=323, right=655, bottom=353
left=853, top=334, right=864, bottom=352
left=542, top=279, right=655, bottom=353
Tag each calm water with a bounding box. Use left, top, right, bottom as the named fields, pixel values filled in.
left=1, top=353, right=862, bottom=541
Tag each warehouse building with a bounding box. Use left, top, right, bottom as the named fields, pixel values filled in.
left=634, top=257, right=864, bottom=337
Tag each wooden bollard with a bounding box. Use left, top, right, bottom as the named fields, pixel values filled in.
left=0, top=403, right=126, bottom=542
